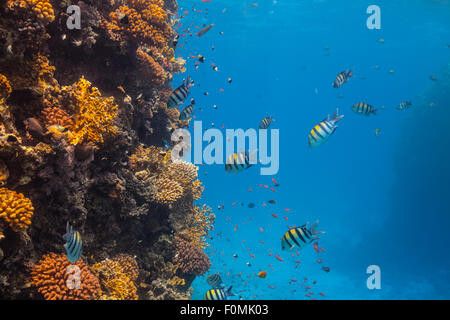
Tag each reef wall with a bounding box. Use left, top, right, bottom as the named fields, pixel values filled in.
left=0, top=0, right=214, bottom=300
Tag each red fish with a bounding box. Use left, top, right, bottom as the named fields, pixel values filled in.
left=313, top=242, right=320, bottom=253
left=319, top=292, right=325, bottom=297
left=259, top=227, right=264, bottom=232
left=272, top=178, right=277, bottom=184
left=271, top=213, right=278, bottom=218
left=275, top=256, right=283, bottom=262
left=250, top=254, right=255, bottom=258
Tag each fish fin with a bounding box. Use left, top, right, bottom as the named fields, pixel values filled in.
left=62, top=221, right=71, bottom=241
left=311, top=220, right=325, bottom=235
left=372, top=109, right=378, bottom=115
left=332, top=108, right=344, bottom=123
left=347, top=69, right=353, bottom=77
left=227, top=286, right=235, bottom=296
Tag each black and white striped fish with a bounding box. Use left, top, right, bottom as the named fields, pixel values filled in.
left=259, top=115, right=275, bottom=129
left=333, top=69, right=353, bottom=88
left=396, top=101, right=412, bottom=110
left=179, top=104, right=194, bottom=120
left=206, top=273, right=224, bottom=289
left=351, top=102, right=377, bottom=115
left=204, top=286, right=235, bottom=300
left=63, top=222, right=82, bottom=263
left=281, top=221, right=325, bottom=251
left=167, top=76, right=194, bottom=109
left=309, top=108, right=344, bottom=147
left=225, top=150, right=256, bottom=174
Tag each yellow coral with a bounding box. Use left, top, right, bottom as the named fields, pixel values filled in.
left=168, top=276, right=185, bottom=286
left=152, top=177, right=184, bottom=204
left=7, top=0, right=55, bottom=24
left=91, top=258, right=138, bottom=300
left=129, top=145, right=164, bottom=172
left=0, top=161, right=9, bottom=187
left=179, top=205, right=215, bottom=249
left=0, top=188, right=34, bottom=231
left=0, top=74, right=12, bottom=102
left=67, top=77, right=118, bottom=145
left=165, top=160, right=198, bottom=188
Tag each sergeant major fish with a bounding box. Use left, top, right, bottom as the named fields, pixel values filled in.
left=333, top=69, right=353, bottom=88
left=179, top=104, right=194, bottom=120
left=207, top=273, right=224, bottom=289
left=63, top=222, right=82, bottom=263
left=225, top=150, right=257, bottom=174
left=281, top=221, right=325, bottom=251
left=204, top=286, right=235, bottom=300
left=309, top=108, right=344, bottom=147
left=167, top=76, right=194, bottom=109
left=351, top=102, right=377, bottom=115
left=259, top=115, right=275, bottom=129
left=396, top=101, right=412, bottom=110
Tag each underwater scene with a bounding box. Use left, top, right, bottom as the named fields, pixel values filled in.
left=0, top=0, right=449, bottom=301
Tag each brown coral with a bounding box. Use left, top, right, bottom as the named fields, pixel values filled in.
left=0, top=74, right=12, bottom=102
left=136, top=47, right=167, bottom=86
left=31, top=253, right=101, bottom=300
left=165, top=159, right=198, bottom=188
left=0, top=188, right=34, bottom=232
left=173, top=236, right=211, bottom=276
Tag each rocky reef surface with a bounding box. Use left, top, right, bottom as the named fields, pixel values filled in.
left=0, top=0, right=214, bottom=300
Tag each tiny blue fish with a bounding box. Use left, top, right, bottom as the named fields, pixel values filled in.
left=63, top=222, right=82, bottom=263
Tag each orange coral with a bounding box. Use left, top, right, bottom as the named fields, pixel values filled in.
left=112, top=254, right=139, bottom=281
left=31, top=253, right=101, bottom=300
left=129, top=145, right=163, bottom=172
left=179, top=204, right=215, bottom=249
left=7, top=0, right=55, bottom=24
left=0, top=161, right=9, bottom=186
left=0, top=74, right=12, bottom=102
left=0, top=188, right=34, bottom=232
left=136, top=47, right=167, bottom=85
left=41, top=106, right=74, bottom=129
left=65, top=77, right=118, bottom=145
left=104, top=0, right=172, bottom=48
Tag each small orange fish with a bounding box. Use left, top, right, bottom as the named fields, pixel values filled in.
left=259, top=227, right=264, bottom=232
left=258, top=271, right=267, bottom=279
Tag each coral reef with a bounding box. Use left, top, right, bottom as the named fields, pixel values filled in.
left=31, top=253, right=101, bottom=300
left=0, top=188, right=34, bottom=232
left=0, top=0, right=213, bottom=300
left=91, top=256, right=138, bottom=300
left=172, top=236, right=211, bottom=276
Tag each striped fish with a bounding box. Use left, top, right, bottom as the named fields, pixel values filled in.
left=281, top=221, right=325, bottom=251
left=259, top=115, right=275, bottom=129
left=179, top=104, right=194, bottom=120
left=207, top=273, right=224, bottom=289
left=63, top=222, right=82, bottom=263
left=396, top=101, right=412, bottom=110
left=225, top=150, right=256, bottom=174
left=167, top=76, right=194, bottom=109
left=351, top=102, right=377, bottom=115
left=309, top=108, right=344, bottom=147
left=333, top=69, right=353, bottom=88
left=204, top=286, right=235, bottom=300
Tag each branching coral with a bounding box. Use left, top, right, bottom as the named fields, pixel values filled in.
left=151, top=177, right=184, bottom=204
left=0, top=74, right=12, bottom=102
left=65, top=77, right=118, bottom=145
left=7, top=0, right=55, bottom=24
left=136, top=47, right=167, bottom=86
left=31, top=253, right=101, bottom=300
left=0, top=188, right=34, bottom=232
left=112, top=254, right=139, bottom=281
left=103, top=0, right=172, bottom=48
left=178, top=205, right=215, bottom=250
left=165, top=159, right=198, bottom=188
left=91, top=258, right=138, bottom=300
left=172, top=236, right=211, bottom=276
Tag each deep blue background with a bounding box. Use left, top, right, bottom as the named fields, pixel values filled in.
left=171, top=0, right=450, bottom=299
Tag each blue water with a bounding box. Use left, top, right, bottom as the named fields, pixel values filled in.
left=173, top=0, right=450, bottom=299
